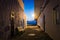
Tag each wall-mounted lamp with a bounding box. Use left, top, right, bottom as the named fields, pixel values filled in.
left=11, top=11, right=15, bottom=18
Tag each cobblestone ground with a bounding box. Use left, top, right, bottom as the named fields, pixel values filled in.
left=11, top=26, right=53, bottom=40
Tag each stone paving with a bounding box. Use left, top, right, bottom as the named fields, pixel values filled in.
left=12, top=26, right=53, bottom=40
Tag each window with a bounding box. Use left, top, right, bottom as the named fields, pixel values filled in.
left=53, top=4, right=60, bottom=24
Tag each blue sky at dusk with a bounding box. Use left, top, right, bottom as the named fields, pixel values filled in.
left=23, top=0, right=34, bottom=21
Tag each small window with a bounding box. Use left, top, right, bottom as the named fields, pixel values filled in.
left=53, top=9, right=57, bottom=24
left=53, top=4, right=60, bottom=24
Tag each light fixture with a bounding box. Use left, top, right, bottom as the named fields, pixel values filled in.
left=11, top=11, right=14, bottom=18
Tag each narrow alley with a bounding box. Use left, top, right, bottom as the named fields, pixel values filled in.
left=11, top=26, right=52, bottom=40
left=0, top=0, right=60, bottom=40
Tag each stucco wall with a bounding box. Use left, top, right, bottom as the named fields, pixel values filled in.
left=34, top=0, right=44, bottom=19
left=37, top=0, right=60, bottom=40
left=0, top=0, right=24, bottom=40
left=37, top=13, right=44, bottom=31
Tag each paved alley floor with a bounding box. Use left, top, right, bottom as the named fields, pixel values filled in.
left=12, top=26, right=53, bottom=40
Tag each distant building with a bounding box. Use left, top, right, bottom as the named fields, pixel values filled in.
left=34, top=0, right=44, bottom=20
